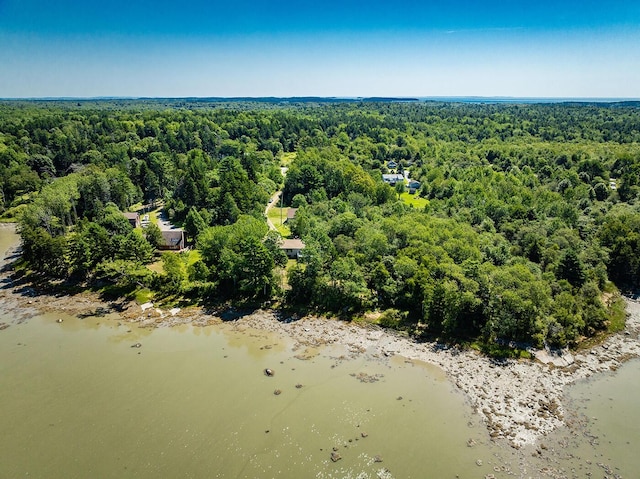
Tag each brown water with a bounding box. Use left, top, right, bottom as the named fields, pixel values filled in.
left=0, top=314, right=512, bottom=479
left=1, top=225, right=639, bottom=479
left=559, top=360, right=640, bottom=478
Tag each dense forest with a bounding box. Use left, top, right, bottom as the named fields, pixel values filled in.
left=2, top=99, right=640, bottom=350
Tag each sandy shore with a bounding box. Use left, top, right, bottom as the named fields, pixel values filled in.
left=2, top=235, right=640, bottom=448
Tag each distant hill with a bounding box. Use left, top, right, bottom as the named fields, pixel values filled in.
left=138, top=97, right=420, bottom=103
left=1, top=96, right=421, bottom=104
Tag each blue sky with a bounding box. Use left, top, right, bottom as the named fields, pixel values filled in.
left=1, top=0, right=639, bottom=98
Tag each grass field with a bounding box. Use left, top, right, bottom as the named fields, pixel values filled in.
left=128, top=202, right=163, bottom=223
left=267, top=207, right=291, bottom=237
left=399, top=192, right=429, bottom=209
left=280, top=152, right=296, bottom=166
left=146, top=248, right=200, bottom=276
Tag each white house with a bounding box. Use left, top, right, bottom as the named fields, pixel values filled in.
left=382, top=174, right=404, bottom=186
left=280, top=238, right=305, bottom=259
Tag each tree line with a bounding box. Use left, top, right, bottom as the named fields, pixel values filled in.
left=2, top=100, right=640, bottom=348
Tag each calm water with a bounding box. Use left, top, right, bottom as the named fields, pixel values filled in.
left=561, top=360, right=640, bottom=478
left=0, top=315, right=505, bottom=479
left=1, top=226, right=639, bottom=479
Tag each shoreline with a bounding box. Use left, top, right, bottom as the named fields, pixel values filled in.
left=2, top=235, right=640, bottom=448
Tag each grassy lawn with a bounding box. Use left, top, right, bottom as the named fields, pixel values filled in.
left=275, top=259, right=298, bottom=292
left=129, top=202, right=144, bottom=212
left=129, top=203, right=163, bottom=225
left=267, top=207, right=291, bottom=237
left=142, top=206, right=162, bottom=225
left=280, top=152, right=296, bottom=167
left=399, top=192, right=429, bottom=209
left=147, top=260, right=164, bottom=274
left=147, top=249, right=200, bottom=276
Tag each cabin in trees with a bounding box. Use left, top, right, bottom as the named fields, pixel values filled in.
left=382, top=174, right=404, bottom=186
left=408, top=180, right=421, bottom=194
left=159, top=229, right=186, bottom=251
left=280, top=238, right=305, bottom=259
left=387, top=160, right=398, bottom=169
left=123, top=212, right=141, bottom=228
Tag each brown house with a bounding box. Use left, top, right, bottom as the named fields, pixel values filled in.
left=280, top=238, right=305, bottom=259
left=123, top=212, right=141, bottom=228
left=159, top=230, right=186, bottom=251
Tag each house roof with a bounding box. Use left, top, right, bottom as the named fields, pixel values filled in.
left=123, top=212, right=139, bottom=220
left=286, top=208, right=298, bottom=219
left=161, top=229, right=184, bottom=245
left=280, top=239, right=305, bottom=250
left=382, top=174, right=404, bottom=181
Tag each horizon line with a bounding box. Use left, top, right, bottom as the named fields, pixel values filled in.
left=2, top=96, right=639, bottom=103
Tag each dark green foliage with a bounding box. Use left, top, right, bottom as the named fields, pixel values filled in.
left=95, top=260, right=154, bottom=292
left=598, top=209, right=640, bottom=286
left=160, top=253, right=186, bottom=293
left=187, top=260, right=210, bottom=283
left=144, top=223, right=163, bottom=249
left=183, top=207, right=207, bottom=240
left=198, top=215, right=278, bottom=298
left=4, top=164, right=41, bottom=201
left=556, top=249, right=586, bottom=287
left=20, top=226, right=68, bottom=278
left=5, top=99, right=640, bottom=348
left=17, top=173, right=154, bottom=284
left=263, top=231, right=289, bottom=268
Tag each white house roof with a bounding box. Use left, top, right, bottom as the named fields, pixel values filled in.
left=280, top=239, right=305, bottom=250
left=382, top=174, right=404, bottom=182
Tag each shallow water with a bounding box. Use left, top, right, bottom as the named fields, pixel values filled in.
left=0, top=314, right=510, bottom=479
left=1, top=226, right=639, bottom=479
left=561, top=360, right=640, bottom=478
